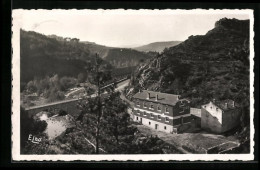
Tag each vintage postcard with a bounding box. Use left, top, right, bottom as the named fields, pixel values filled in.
left=12, top=9, right=254, bottom=161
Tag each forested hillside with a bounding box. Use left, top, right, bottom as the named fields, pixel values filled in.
left=21, top=30, right=111, bottom=84
left=129, top=18, right=250, bottom=128
left=80, top=43, right=151, bottom=68
left=105, top=48, right=151, bottom=68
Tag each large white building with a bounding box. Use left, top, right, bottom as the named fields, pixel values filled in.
left=132, top=90, right=192, bottom=133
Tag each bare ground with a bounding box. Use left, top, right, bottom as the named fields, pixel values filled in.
left=135, top=124, right=239, bottom=153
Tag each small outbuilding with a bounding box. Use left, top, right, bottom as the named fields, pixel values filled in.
left=201, top=99, right=241, bottom=133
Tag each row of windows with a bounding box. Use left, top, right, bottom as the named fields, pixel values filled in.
left=136, top=111, right=170, bottom=121
left=136, top=101, right=169, bottom=112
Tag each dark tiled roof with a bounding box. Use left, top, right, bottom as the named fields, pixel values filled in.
left=213, top=99, right=237, bottom=111
left=133, top=90, right=181, bottom=106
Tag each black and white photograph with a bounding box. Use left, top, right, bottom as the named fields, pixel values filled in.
left=11, top=9, right=254, bottom=161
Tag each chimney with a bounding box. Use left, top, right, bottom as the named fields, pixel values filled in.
left=147, top=92, right=150, bottom=99
left=156, top=94, right=159, bottom=101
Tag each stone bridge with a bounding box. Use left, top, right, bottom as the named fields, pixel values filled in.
left=25, top=77, right=129, bottom=116
left=25, top=98, right=84, bottom=117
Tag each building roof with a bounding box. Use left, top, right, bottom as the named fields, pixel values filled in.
left=133, top=90, right=182, bottom=106
left=202, top=99, right=238, bottom=111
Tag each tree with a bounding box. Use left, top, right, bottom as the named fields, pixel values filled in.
left=60, top=76, right=77, bottom=91
left=77, top=53, right=112, bottom=154
left=27, top=80, right=37, bottom=93
left=77, top=73, right=86, bottom=83
left=103, top=92, right=129, bottom=146
left=46, top=87, right=65, bottom=102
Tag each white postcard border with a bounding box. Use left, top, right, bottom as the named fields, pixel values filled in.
left=12, top=9, right=255, bottom=161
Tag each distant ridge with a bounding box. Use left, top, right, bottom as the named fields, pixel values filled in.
left=134, top=41, right=182, bottom=53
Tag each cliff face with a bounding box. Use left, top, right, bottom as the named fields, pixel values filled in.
left=130, top=18, right=250, bottom=108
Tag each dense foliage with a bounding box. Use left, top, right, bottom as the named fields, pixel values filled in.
left=20, top=30, right=150, bottom=86
left=23, top=74, right=78, bottom=102
left=20, top=30, right=111, bottom=84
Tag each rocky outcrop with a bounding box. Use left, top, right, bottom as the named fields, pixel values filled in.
left=129, top=18, right=250, bottom=107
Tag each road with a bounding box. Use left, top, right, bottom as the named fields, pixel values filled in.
left=115, top=79, right=130, bottom=92
left=89, top=79, right=130, bottom=97
left=65, top=87, right=85, bottom=98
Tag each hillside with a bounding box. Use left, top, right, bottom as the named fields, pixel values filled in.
left=20, top=30, right=111, bottom=83
left=80, top=42, right=151, bottom=68
left=80, top=41, right=113, bottom=59
left=104, top=48, right=151, bottom=68
left=50, top=36, right=151, bottom=68
left=134, top=41, right=182, bottom=53
left=129, top=18, right=250, bottom=111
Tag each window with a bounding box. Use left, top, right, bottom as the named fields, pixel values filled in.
left=136, top=100, right=140, bottom=106
left=151, top=114, right=154, bottom=118
left=216, top=108, right=218, bottom=112
left=143, top=112, right=147, bottom=116
left=149, top=122, right=151, bottom=125
left=158, top=115, right=161, bottom=120
left=166, top=106, right=169, bottom=113
left=164, top=126, right=167, bottom=130
left=157, top=105, right=161, bottom=111
left=136, top=117, right=139, bottom=120
left=204, top=105, right=207, bottom=108
left=210, top=106, right=212, bottom=109
left=150, top=104, right=154, bottom=110
left=165, top=117, right=169, bottom=122
left=144, top=102, right=147, bottom=108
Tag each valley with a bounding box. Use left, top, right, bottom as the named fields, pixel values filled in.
left=20, top=18, right=251, bottom=155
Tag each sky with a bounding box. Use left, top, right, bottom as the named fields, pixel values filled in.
left=14, top=9, right=250, bottom=48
